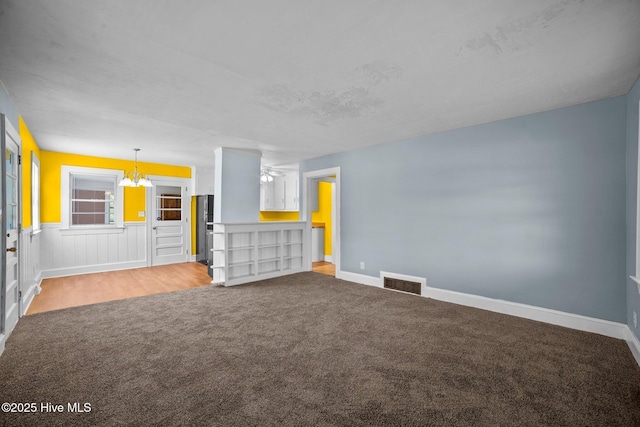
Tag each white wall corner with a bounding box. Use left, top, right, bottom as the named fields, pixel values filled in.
left=324, top=255, right=333, bottom=263
left=630, top=276, right=640, bottom=294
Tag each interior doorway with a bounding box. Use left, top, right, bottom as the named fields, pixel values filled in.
left=147, top=177, right=191, bottom=266
left=311, top=180, right=336, bottom=276
left=303, top=167, right=340, bottom=278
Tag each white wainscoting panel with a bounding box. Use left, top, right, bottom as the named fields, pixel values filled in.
left=19, top=226, right=42, bottom=316
left=40, top=222, right=147, bottom=278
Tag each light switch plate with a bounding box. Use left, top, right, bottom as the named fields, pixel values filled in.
left=138, top=211, right=145, bottom=217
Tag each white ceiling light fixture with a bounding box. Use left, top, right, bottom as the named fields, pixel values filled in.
left=260, top=170, right=274, bottom=183
left=119, top=148, right=153, bottom=187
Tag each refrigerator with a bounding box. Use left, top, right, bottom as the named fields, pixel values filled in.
left=195, top=195, right=214, bottom=274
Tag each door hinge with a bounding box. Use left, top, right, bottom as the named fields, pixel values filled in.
left=18, top=155, right=21, bottom=165
left=18, top=290, right=22, bottom=300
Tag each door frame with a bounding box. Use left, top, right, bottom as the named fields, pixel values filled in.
left=302, top=167, right=341, bottom=277
left=146, top=175, right=191, bottom=266
left=1, top=114, right=21, bottom=351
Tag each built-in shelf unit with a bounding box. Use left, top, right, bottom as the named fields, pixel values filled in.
left=211, top=221, right=306, bottom=286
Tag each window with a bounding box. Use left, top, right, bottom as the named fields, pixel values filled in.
left=31, top=152, right=40, bottom=232
left=155, top=185, right=182, bottom=221
left=70, top=174, right=116, bottom=226
left=61, top=166, right=124, bottom=229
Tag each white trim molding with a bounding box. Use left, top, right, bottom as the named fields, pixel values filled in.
left=19, top=225, right=42, bottom=316
left=341, top=270, right=638, bottom=365
left=337, top=270, right=381, bottom=288
left=61, top=165, right=125, bottom=229
left=302, top=167, right=341, bottom=277
left=626, top=329, right=640, bottom=367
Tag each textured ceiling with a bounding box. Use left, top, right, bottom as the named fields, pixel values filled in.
left=0, top=0, right=639, bottom=169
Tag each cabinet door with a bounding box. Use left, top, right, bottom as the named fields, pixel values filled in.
left=273, top=176, right=285, bottom=210
left=285, top=171, right=299, bottom=211
left=261, top=181, right=275, bottom=210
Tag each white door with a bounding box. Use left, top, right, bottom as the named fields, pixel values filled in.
left=150, top=182, right=189, bottom=265
left=3, top=116, right=21, bottom=338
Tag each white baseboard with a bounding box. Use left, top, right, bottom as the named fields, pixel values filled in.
left=35, top=272, right=42, bottom=295
left=41, top=260, right=148, bottom=279
left=626, top=329, right=640, bottom=367
left=21, top=282, right=39, bottom=317
left=337, top=270, right=382, bottom=287
left=0, top=334, right=4, bottom=358
left=339, top=270, right=630, bottom=342
left=324, top=255, right=333, bottom=263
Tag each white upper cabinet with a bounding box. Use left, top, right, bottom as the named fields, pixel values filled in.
left=260, top=180, right=275, bottom=210
left=273, top=176, right=286, bottom=210
left=260, top=170, right=299, bottom=212
left=284, top=171, right=299, bottom=211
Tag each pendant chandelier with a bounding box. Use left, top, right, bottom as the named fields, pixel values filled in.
left=119, top=148, right=153, bottom=187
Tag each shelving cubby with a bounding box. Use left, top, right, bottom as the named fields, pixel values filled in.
left=210, top=221, right=307, bottom=286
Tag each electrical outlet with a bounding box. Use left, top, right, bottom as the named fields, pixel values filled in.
left=634, top=311, right=638, bottom=329
left=360, top=262, right=365, bottom=270
left=138, top=211, right=145, bottom=218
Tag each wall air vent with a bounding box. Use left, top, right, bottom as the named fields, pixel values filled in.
left=383, top=276, right=421, bottom=295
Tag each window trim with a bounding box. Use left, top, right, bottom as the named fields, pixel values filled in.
left=61, top=165, right=124, bottom=230
left=31, top=152, right=40, bottom=233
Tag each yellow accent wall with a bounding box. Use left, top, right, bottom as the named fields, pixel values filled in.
left=19, top=116, right=41, bottom=228
left=40, top=150, right=191, bottom=223
left=259, top=211, right=300, bottom=221
left=311, top=181, right=332, bottom=256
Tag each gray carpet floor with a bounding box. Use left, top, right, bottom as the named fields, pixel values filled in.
left=0, top=272, right=639, bottom=426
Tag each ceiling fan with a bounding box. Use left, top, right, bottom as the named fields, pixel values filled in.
left=260, top=168, right=287, bottom=182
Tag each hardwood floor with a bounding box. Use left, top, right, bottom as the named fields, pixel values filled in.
left=27, top=262, right=212, bottom=315
left=312, top=261, right=335, bottom=276
left=28, top=262, right=336, bottom=315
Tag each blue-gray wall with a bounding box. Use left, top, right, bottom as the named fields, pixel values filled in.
left=626, top=76, right=640, bottom=338
left=214, top=148, right=261, bottom=223
left=0, top=81, right=19, bottom=130
left=302, top=96, right=628, bottom=323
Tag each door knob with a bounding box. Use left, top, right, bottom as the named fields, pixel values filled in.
left=6, top=247, right=16, bottom=252
left=152, top=227, right=157, bottom=230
